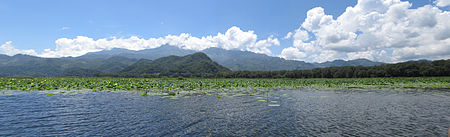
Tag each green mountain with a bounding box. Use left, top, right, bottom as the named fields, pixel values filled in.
left=80, top=45, right=382, bottom=71
left=0, top=59, right=64, bottom=77
left=117, top=52, right=230, bottom=78
left=61, top=67, right=102, bottom=77
left=94, top=56, right=138, bottom=73
left=313, top=59, right=384, bottom=68
left=0, top=54, right=44, bottom=67
left=0, top=55, right=137, bottom=77
left=202, top=47, right=315, bottom=71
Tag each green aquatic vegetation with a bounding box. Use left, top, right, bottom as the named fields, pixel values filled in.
left=0, top=77, right=448, bottom=95
left=140, top=92, right=148, bottom=96
left=268, top=104, right=281, bottom=107
left=47, top=92, right=57, bottom=95
left=168, top=92, right=176, bottom=96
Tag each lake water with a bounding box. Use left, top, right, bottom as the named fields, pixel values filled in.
left=1, top=89, right=449, bottom=136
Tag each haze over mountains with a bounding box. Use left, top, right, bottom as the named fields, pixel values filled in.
left=0, top=45, right=384, bottom=77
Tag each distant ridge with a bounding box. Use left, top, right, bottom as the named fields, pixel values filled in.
left=313, top=59, right=384, bottom=68
left=202, top=47, right=315, bottom=71
left=0, top=55, right=137, bottom=77
left=79, top=45, right=196, bottom=60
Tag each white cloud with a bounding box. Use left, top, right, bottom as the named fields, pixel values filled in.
left=249, top=35, right=280, bottom=55
left=284, top=32, right=293, bottom=39
left=281, top=0, right=450, bottom=63
left=435, top=0, right=450, bottom=7
left=60, top=27, right=70, bottom=31
left=0, top=26, right=280, bottom=58
left=279, top=47, right=306, bottom=60
left=0, top=41, right=37, bottom=56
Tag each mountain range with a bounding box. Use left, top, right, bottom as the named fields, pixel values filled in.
left=0, top=45, right=384, bottom=77
left=79, top=45, right=384, bottom=70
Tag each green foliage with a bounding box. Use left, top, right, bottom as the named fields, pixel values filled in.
left=221, top=59, right=450, bottom=78
left=140, top=91, right=148, bottom=96
left=47, top=92, right=57, bottom=95
left=0, top=77, right=448, bottom=92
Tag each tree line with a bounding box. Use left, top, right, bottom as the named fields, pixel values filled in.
left=216, top=59, right=450, bottom=78
left=98, top=59, right=450, bottom=78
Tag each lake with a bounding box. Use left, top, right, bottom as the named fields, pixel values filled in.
left=1, top=89, right=449, bottom=136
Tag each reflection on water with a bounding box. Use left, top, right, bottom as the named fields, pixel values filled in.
left=0, top=89, right=449, bottom=136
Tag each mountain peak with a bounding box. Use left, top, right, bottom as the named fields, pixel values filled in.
left=119, top=52, right=230, bottom=77
left=0, top=54, right=10, bottom=57
left=13, top=54, right=33, bottom=57
left=185, top=52, right=211, bottom=61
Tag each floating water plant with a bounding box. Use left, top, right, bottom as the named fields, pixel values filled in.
left=168, top=92, right=176, bottom=96
left=140, top=91, right=148, bottom=96
left=47, top=92, right=57, bottom=95
left=0, top=77, right=448, bottom=96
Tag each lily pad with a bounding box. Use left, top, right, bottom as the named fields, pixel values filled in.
left=268, top=104, right=281, bottom=107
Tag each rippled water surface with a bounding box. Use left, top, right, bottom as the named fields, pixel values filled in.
left=1, top=89, right=449, bottom=136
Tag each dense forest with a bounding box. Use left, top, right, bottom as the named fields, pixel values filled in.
left=99, top=59, right=449, bottom=78
left=218, top=59, right=450, bottom=78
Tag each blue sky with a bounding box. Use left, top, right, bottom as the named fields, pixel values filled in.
left=0, top=0, right=449, bottom=62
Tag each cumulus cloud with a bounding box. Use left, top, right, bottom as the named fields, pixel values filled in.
left=279, top=47, right=306, bottom=60
left=284, top=32, right=293, bottom=39
left=281, top=0, right=450, bottom=63
left=435, top=0, right=450, bottom=7
left=0, top=41, right=37, bottom=56
left=0, top=26, right=280, bottom=58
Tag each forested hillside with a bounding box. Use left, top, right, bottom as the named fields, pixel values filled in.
left=102, top=52, right=231, bottom=78
left=220, top=59, right=450, bottom=78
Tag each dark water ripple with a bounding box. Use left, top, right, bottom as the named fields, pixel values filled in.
left=0, top=89, right=449, bottom=136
